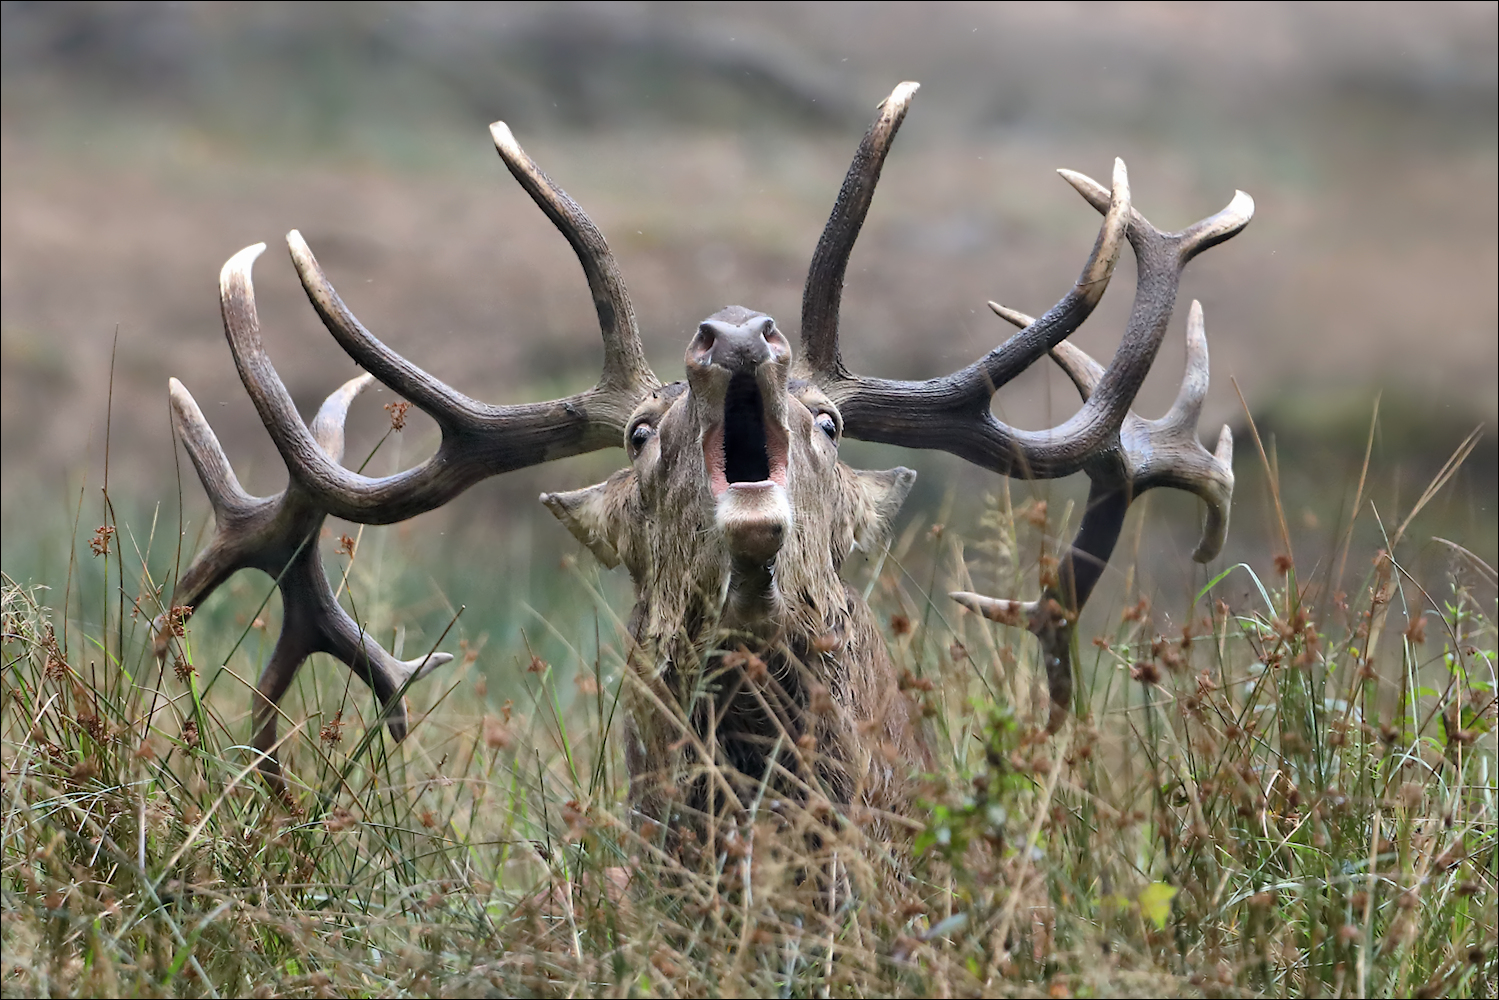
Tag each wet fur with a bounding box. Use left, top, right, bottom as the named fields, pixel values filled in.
left=545, top=310, right=927, bottom=829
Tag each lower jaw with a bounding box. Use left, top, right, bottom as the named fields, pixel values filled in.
left=715, top=483, right=790, bottom=557
left=714, top=484, right=792, bottom=629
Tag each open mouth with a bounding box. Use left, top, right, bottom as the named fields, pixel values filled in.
left=705, top=373, right=788, bottom=499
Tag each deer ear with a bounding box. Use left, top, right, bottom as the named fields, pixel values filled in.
left=541, top=475, right=631, bottom=569
left=847, top=466, right=917, bottom=552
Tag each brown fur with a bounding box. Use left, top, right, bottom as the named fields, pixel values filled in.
left=544, top=309, right=927, bottom=828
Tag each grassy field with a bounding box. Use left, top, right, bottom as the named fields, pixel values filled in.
left=1, top=416, right=1494, bottom=998
left=2, top=9, right=1494, bottom=993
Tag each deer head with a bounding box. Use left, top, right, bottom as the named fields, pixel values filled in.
left=542, top=304, right=914, bottom=642
left=155, top=83, right=1250, bottom=816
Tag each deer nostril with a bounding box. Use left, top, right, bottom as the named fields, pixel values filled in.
left=706, top=323, right=771, bottom=370
left=686, top=326, right=718, bottom=368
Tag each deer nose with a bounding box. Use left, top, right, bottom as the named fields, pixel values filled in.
left=690, top=316, right=778, bottom=372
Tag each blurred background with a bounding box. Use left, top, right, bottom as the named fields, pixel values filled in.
left=2, top=2, right=1495, bottom=675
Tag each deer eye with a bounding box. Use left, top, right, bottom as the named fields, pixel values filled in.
left=814, top=412, right=838, bottom=439
left=629, top=421, right=656, bottom=454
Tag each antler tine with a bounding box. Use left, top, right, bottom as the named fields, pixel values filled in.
left=308, top=371, right=375, bottom=460
left=1130, top=300, right=1235, bottom=561
left=151, top=377, right=272, bottom=663
left=155, top=374, right=452, bottom=786
left=829, top=167, right=1250, bottom=481
left=949, top=588, right=1077, bottom=733
left=1028, top=297, right=1234, bottom=562
left=967, top=160, right=1131, bottom=393
left=254, top=540, right=451, bottom=784
left=259, top=122, right=663, bottom=526
left=1053, top=169, right=1254, bottom=267
left=987, top=295, right=1234, bottom=558
left=1160, top=300, right=1212, bottom=432
left=987, top=305, right=1107, bottom=400
left=166, top=376, right=259, bottom=520
left=949, top=463, right=1130, bottom=733
left=1177, top=191, right=1255, bottom=264
left=801, top=87, right=1132, bottom=399
left=489, top=122, right=654, bottom=397
left=954, top=299, right=1236, bottom=728
left=800, top=80, right=920, bottom=379
left=1046, top=340, right=1105, bottom=399
left=288, top=233, right=497, bottom=431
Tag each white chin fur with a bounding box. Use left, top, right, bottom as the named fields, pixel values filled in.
left=715, top=482, right=792, bottom=565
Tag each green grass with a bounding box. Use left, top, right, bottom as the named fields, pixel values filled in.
left=2, top=450, right=1495, bottom=997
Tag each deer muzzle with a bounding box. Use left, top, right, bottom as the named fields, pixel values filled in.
left=688, top=311, right=793, bottom=567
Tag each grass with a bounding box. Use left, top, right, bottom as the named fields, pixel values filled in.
left=1, top=427, right=1495, bottom=997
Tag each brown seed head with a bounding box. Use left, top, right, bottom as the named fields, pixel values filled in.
left=1022, top=500, right=1049, bottom=529
left=384, top=400, right=411, bottom=431
left=1130, top=661, right=1161, bottom=685
left=89, top=525, right=115, bottom=557
left=1038, top=553, right=1060, bottom=588
left=325, top=807, right=357, bottom=833
left=320, top=710, right=344, bottom=747
left=898, top=669, right=934, bottom=692
left=483, top=716, right=513, bottom=750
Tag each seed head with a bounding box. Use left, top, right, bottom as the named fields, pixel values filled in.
left=320, top=710, right=344, bottom=747
left=89, top=525, right=115, bottom=557
left=384, top=400, right=411, bottom=431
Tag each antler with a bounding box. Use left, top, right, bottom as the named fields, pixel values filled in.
left=803, top=83, right=1251, bottom=728
left=951, top=299, right=1234, bottom=730
left=161, top=120, right=660, bottom=781
left=153, top=373, right=451, bottom=786
left=220, top=123, right=660, bottom=526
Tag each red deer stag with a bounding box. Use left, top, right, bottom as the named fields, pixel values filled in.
left=154, top=82, right=1248, bottom=823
